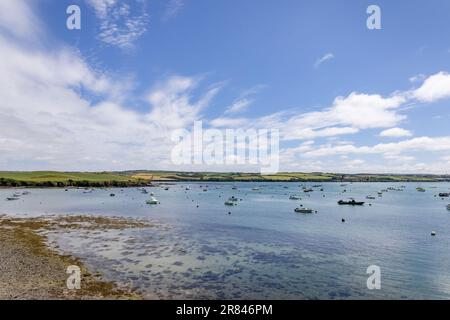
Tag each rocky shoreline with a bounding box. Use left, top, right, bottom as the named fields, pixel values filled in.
left=0, top=214, right=152, bottom=300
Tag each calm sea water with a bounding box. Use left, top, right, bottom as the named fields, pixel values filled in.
left=1, top=182, right=450, bottom=299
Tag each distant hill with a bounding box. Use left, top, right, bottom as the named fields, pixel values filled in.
left=1, top=171, right=449, bottom=188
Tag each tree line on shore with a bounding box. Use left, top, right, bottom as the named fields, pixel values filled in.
left=0, top=178, right=150, bottom=188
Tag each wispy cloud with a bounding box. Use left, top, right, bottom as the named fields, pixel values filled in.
left=162, top=0, right=184, bottom=22
left=223, top=85, right=266, bottom=115
left=314, top=53, right=334, bottom=68
left=409, top=74, right=426, bottom=83
left=86, top=0, right=149, bottom=49
left=224, top=98, right=253, bottom=115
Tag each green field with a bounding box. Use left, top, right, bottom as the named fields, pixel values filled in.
left=1, top=171, right=448, bottom=188
left=0, top=171, right=144, bottom=187
left=126, top=171, right=450, bottom=182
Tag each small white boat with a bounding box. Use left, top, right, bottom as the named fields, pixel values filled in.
left=303, top=188, right=313, bottom=193
left=146, top=197, right=160, bottom=205
left=289, top=195, right=300, bottom=200
left=252, top=187, right=260, bottom=191
left=224, top=200, right=237, bottom=206
left=295, top=208, right=314, bottom=214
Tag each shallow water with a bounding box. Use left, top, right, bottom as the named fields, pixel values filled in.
left=2, top=182, right=450, bottom=299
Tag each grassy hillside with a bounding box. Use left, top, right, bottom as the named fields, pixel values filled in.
left=1, top=171, right=448, bottom=187
left=0, top=171, right=147, bottom=187
left=127, top=171, right=450, bottom=182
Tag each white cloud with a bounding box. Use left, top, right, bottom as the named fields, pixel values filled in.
left=379, top=127, right=413, bottom=138
left=302, top=136, right=450, bottom=158
left=0, top=0, right=42, bottom=41
left=412, top=71, right=450, bottom=102
left=162, top=0, right=184, bottom=22
left=259, top=92, right=406, bottom=141
left=86, top=0, right=149, bottom=49
left=146, top=75, right=222, bottom=129
left=314, top=53, right=334, bottom=68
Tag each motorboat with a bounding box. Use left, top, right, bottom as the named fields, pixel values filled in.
left=289, top=195, right=300, bottom=200
left=439, top=193, right=449, bottom=197
left=366, top=196, right=376, bottom=200
left=447, top=204, right=450, bottom=211
left=303, top=188, right=313, bottom=193
left=146, top=197, right=160, bottom=205
left=416, top=187, right=426, bottom=192
left=6, top=197, right=19, bottom=201
left=295, top=208, right=314, bottom=214
left=338, top=199, right=365, bottom=206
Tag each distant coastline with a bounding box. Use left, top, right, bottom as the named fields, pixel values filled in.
left=0, top=171, right=449, bottom=188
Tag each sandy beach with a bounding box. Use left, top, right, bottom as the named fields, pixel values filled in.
left=0, top=214, right=150, bottom=300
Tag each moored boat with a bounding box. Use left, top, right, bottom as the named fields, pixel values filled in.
left=294, top=207, right=314, bottom=214
left=338, top=199, right=365, bottom=206
left=146, top=196, right=160, bottom=205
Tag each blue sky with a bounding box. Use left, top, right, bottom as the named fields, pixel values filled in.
left=1, top=0, right=450, bottom=173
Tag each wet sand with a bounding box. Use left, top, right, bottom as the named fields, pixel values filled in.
left=0, top=214, right=151, bottom=300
